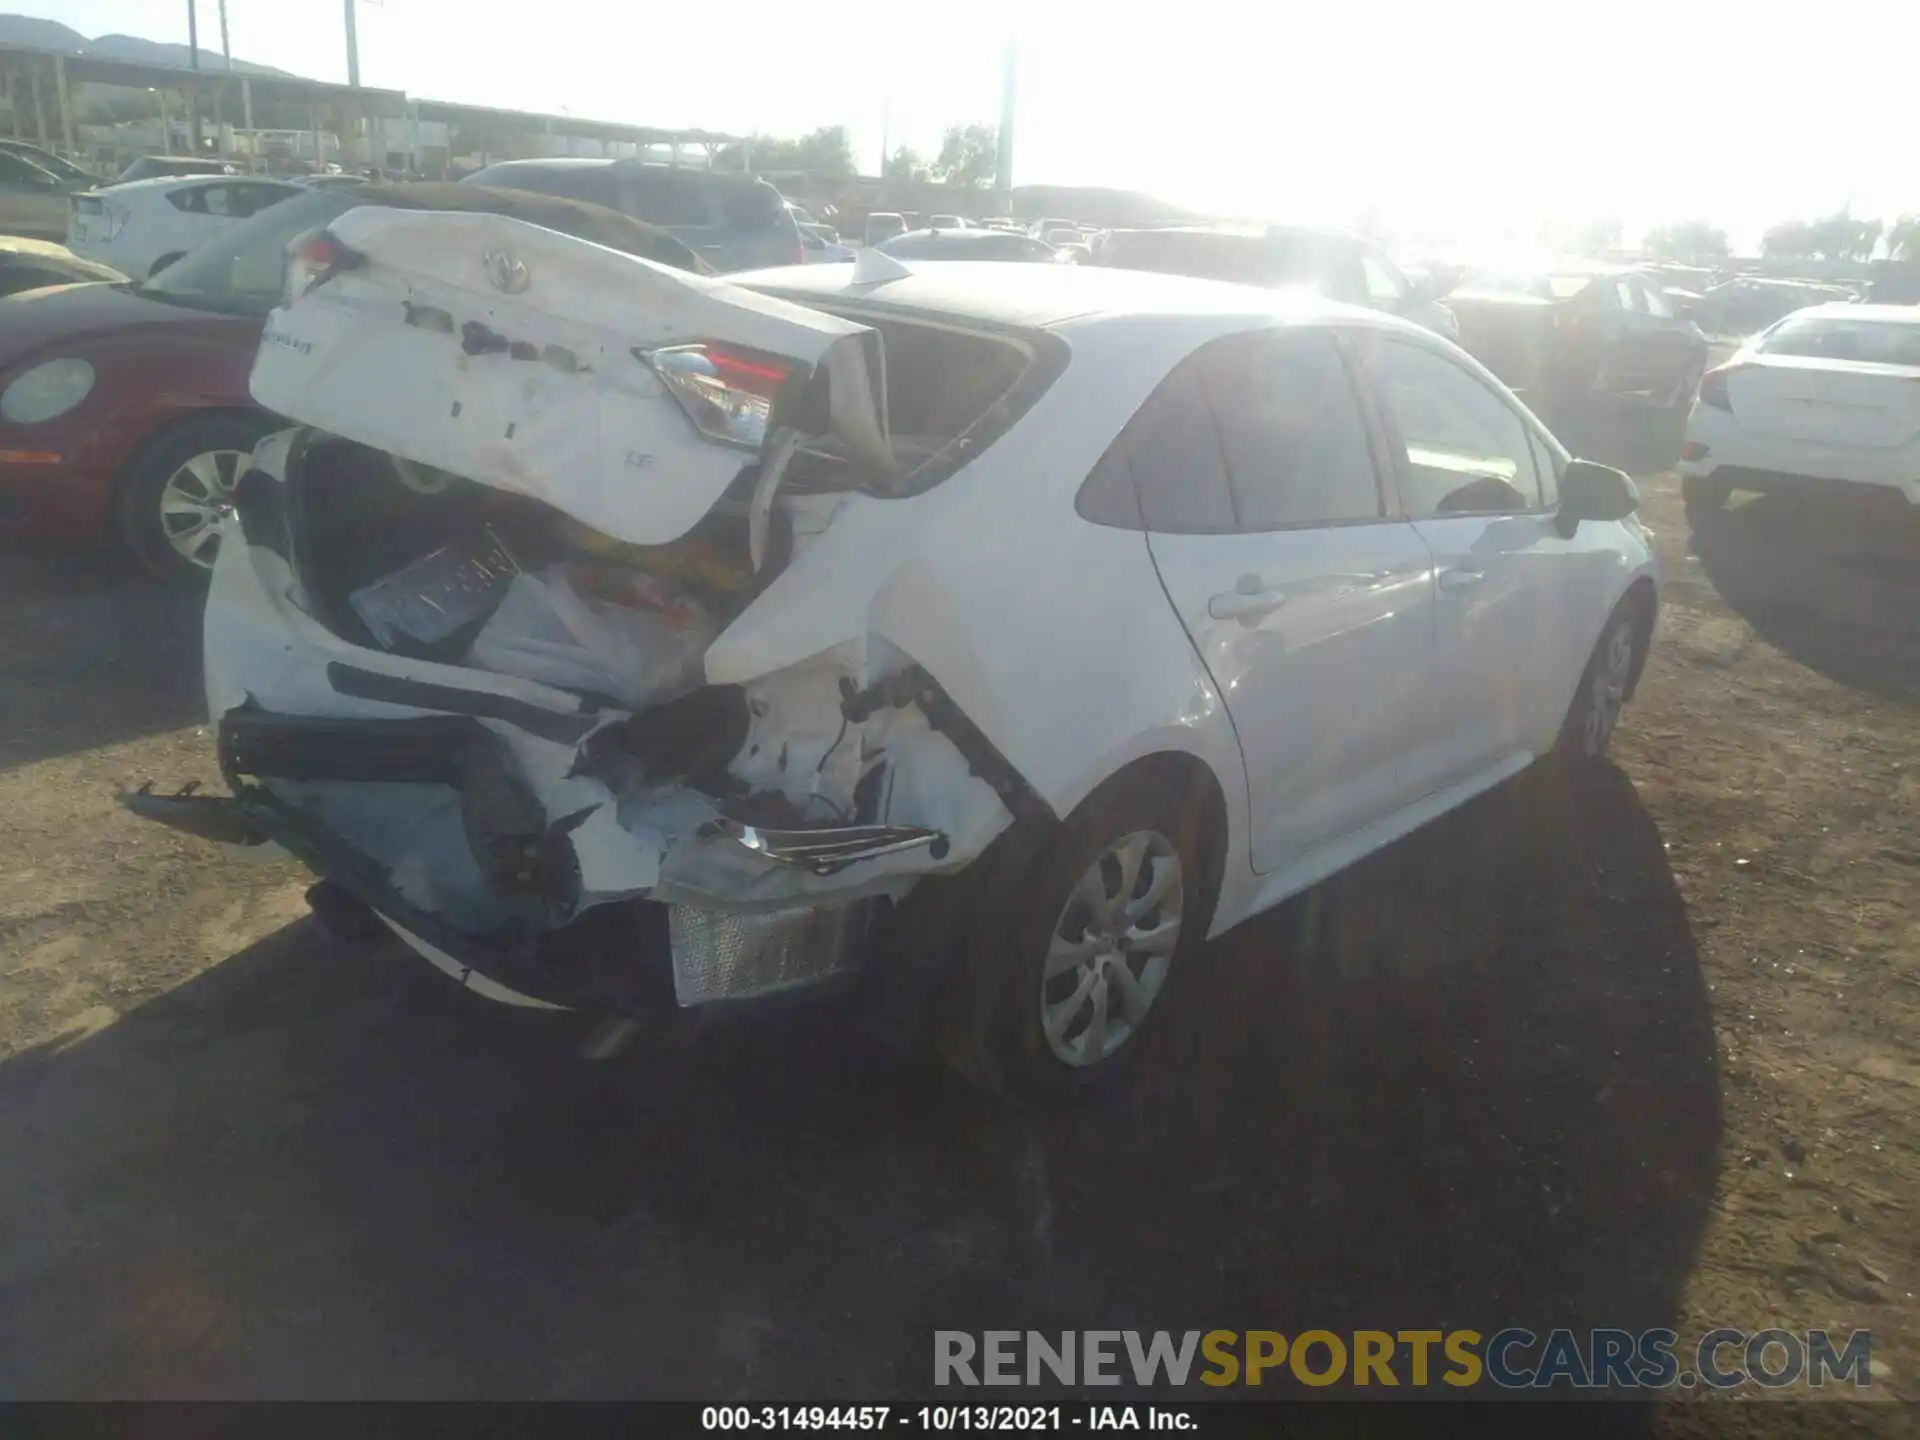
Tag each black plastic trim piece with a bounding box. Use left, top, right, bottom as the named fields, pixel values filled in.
left=220, top=711, right=490, bottom=783
left=840, top=664, right=1054, bottom=825
left=325, top=663, right=596, bottom=746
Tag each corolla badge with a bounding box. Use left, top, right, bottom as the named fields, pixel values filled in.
left=483, top=248, right=530, bottom=295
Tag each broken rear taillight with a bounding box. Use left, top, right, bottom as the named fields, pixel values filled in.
left=282, top=228, right=364, bottom=308
left=645, top=343, right=794, bottom=450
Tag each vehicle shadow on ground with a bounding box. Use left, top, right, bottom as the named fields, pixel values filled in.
left=1688, top=495, right=1920, bottom=703
left=0, top=765, right=1715, bottom=1408
left=1543, top=399, right=1688, bottom=476
left=0, top=542, right=204, bottom=771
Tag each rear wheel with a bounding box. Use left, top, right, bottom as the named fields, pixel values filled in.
left=117, top=412, right=275, bottom=583
left=936, top=772, right=1220, bottom=1102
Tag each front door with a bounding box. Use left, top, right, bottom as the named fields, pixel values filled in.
left=1354, top=333, right=1620, bottom=772
left=1131, top=329, right=1440, bottom=874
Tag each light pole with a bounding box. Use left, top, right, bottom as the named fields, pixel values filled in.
left=345, top=0, right=361, bottom=87
left=185, top=0, right=203, bottom=153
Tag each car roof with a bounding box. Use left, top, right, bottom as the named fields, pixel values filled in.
left=886, top=228, right=1027, bottom=246
left=474, top=157, right=767, bottom=186
left=97, top=173, right=270, bottom=196
left=738, top=258, right=1413, bottom=335
left=1777, top=302, right=1920, bottom=325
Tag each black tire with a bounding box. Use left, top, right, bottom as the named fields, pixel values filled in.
left=117, top=412, right=276, bottom=583
left=935, top=769, right=1222, bottom=1103
left=1682, top=473, right=1731, bottom=514
left=1554, top=601, right=1645, bottom=767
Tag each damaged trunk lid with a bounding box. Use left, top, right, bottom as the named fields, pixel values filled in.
left=249, top=205, right=893, bottom=548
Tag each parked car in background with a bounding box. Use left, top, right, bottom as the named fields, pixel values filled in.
left=929, top=214, right=966, bottom=230
left=0, top=150, right=90, bottom=240
left=878, top=227, right=1062, bottom=263
left=1098, top=224, right=1460, bottom=339
left=115, top=155, right=240, bottom=184
left=1693, top=276, right=1856, bottom=338
left=865, top=211, right=908, bottom=245
left=0, top=181, right=707, bottom=583
left=1679, top=304, right=1920, bottom=513
left=461, top=157, right=803, bottom=272
left=67, top=174, right=305, bottom=278
left=1032, top=216, right=1076, bottom=238
left=130, top=250, right=1654, bottom=1099
left=0, top=236, right=124, bottom=297
left=0, top=140, right=105, bottom=188
left=1446, top=264, right=1709, bottom=411
left=800, top=224, right=855, bottom=263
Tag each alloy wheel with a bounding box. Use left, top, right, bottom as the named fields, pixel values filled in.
left=158, top=448, right=249, bottom=569
left=1584, top=621, right=1636, bottom=756
left=1040, top=830, right=1184, bottom=1067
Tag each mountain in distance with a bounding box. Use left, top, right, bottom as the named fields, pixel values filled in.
left=0, top=12, right=294, bottom=77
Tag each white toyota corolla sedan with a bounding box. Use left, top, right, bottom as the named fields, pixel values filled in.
left=125, top=211, right=1657, bottom=1098
left=1679, top=303, right=1920, bottom=513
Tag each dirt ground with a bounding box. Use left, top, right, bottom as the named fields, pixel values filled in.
left=0, top=419, right=1914, bottom=1424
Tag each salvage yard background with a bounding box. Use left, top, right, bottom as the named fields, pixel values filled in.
left=0, top=415, right=1915, bottom=1421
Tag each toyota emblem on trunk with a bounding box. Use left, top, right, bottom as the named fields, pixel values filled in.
left=484, top=249, right=530, bottom=294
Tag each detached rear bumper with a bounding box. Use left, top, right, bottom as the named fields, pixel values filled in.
left=117, top=779, right=883, bottom=1017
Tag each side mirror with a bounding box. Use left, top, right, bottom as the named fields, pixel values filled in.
left=1556, top=459, right=1638, bottom=537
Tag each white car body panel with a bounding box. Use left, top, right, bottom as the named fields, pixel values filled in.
left=1410, top=510, right=1646, bottom=777
left=1680, top=306, right=1920, bottom=504
left=197, top=240, right=1655, bottom=994
left=1144, top=521, right=1438, bottom=873
left=249, top=207, right=893, bottom=548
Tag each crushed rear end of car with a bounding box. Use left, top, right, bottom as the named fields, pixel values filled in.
left=124, top=208, right=1061, bottom=1017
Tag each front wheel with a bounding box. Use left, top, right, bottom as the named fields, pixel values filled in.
left=936, top=773, right=1220, bottom=1102
left=118, top=412, right=276, bottom=583
left=1554, top=604, right=1644, bottom=766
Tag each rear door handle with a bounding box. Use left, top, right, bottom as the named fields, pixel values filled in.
left=1208, top=578, right=1288, bottom=622
left=1438, top=567, right=1486, bottom=593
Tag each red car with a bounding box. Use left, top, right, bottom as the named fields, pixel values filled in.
left=0, top=182, right=707, bottom=582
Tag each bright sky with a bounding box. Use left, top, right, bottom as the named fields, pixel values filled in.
left=15, top=0, right=1919, bottom=251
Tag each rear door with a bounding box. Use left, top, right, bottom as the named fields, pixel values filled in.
left=1131, top=328, right=1440, bottom=873
left=1356, top=333, right=1618, bottom=772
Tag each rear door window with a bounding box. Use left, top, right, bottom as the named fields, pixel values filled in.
left=1197, top=331, right=1384, bottom=527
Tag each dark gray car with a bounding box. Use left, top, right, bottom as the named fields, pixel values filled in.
left=462, top=158, right=803, bottom=273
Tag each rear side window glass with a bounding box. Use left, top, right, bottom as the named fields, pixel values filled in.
left=627, top=169, right=714, bottom=227
left=1197, top=332, right=1383, bottom=527
left=718, top=181, right=785, bottom=231
left=1125, top=364, right=1238, bottom=532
